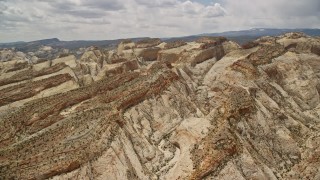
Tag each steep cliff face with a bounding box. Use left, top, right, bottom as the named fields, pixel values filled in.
left=0, top=33, right=320, bottom=180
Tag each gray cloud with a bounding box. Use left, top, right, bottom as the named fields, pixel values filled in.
left=135, top=0, right=178, bottom=8
left=203, top=3, right=226, bottom=17
left=221, top=0, right=320, bottom=30
left=46, top=1, right=76, bottom=11
left=41, top=0, right=122, bottom=20
left=65, top=10, right=107, bottom=19
left=0, top=0, right=319, bottom=42
left=0, top=2, right=7, bottom=10
left=82, top=0, right=124, bottom=11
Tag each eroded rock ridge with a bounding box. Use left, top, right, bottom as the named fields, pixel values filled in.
left=0, top=33, right=320, bottom=180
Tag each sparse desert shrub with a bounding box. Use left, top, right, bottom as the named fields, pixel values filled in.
left=58, top=53, right=69, bottom=58
left=241, top=41, right=259, bottom=49
left=164, top=40, right=187, bottom=49
left=135, top=38, right=161, bottom=48
left=196, top=36, right=227, bottom=44
left=311, top=45, right=320, bottom=56
left=285, top=43, right=297, bottom=51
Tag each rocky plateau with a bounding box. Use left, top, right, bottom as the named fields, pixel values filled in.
left=0, top=33, right=320, bottom=180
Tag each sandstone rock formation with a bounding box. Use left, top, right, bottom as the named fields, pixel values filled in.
left=164, top=40, right=187, bottom=49
left=0, top=49, right=27, bottom=62
left=0, top=33, right=320, bottom=180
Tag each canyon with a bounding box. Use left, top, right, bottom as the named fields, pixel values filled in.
left=0, top=32, right=320, bottom=179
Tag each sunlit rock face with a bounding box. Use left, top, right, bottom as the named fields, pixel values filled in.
left=1, top=33, right=320, bottom=180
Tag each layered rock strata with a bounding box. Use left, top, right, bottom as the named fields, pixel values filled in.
left=0, top=33, right=320, bottom=180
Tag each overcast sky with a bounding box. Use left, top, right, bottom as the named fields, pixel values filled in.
left=0, top=0, right=319, bottom=42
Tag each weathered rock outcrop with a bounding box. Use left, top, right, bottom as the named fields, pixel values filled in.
left=164, top=40, right=187, bottom=49
left=135, top=38, right=161, bottom=48
left=52, top=55, right=77, bottom=68
left=0, top=49, right=27, bottom=62
left=158, top=39, right=226, bottom=66
left=0, top=33, right=320, bottom=180
left=117, top=40, right=162, bottom=62
left=117, top=40, right=135, bottom=55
